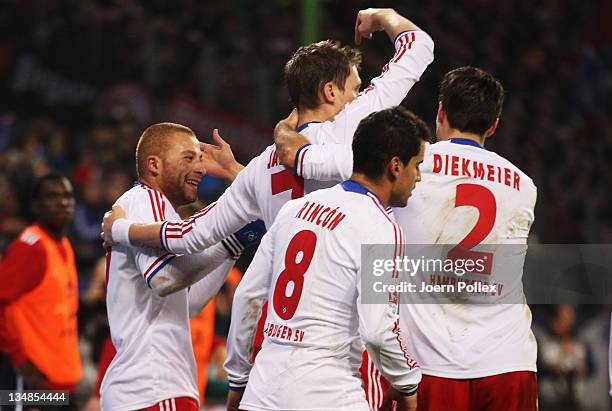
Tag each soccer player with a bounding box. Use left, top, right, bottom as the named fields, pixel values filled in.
left=225, top=107, right=428, bottom=411
left=100, top=8, right=434, bottom=256
left=100, top=123, right=262, bottom=411
left=0, top=174, right=81, bottom=410
left=101, top=10, right=432, bottom=409
left=273, top=67, right=538, bottom=411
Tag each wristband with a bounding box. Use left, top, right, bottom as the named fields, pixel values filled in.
left=112, top=218, right=133, bottom=246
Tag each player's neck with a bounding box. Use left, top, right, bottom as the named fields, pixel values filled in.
left=298, top=105, right=337, bottom=126
left=139, top=177, right=163, bottom=193
left=350, top=173, right=391, bottom=208
left=139, top=177, right=184, bottom=210
left=441, top=129, right=485, bottom=146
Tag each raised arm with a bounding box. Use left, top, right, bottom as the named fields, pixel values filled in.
left=354, top=8, right=421, bottom=45
left=274, top=8, right=434, bottom=182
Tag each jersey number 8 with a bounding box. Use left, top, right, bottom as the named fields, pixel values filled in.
left=272, top=230, right=317, bottom=320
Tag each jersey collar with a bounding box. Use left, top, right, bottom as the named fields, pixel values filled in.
left=449, top=138, right=484, bottom=149
left=340, top=180, right=387, bottom=209
left=296, top=121, right=321, bottom=133
left=135, top=181, right=167, bottom=199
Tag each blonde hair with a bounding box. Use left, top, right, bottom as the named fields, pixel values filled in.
left=135, top=122, right=195, bottom=178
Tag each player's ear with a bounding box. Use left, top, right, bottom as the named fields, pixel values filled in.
left=484, top=117, right=500, bottom=138
left=321, top=82, right=335, bottom=104
left=146, top=155, right=162, bottom=177
left=436, top=101, right=445, bottom=125
left=388, top=156, right=402, bottom=179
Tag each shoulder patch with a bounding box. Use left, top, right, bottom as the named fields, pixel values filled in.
left=20, top=232, right=40, bottom=246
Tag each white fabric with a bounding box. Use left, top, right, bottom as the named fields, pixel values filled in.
left=111, top=217, right=132, bottom=247
left=393, top=140, right=538, bottom=378
left=297, top=126, right=538, bottom=378
left=100, top=184, right=232, bottom=410
left=187, top=262, right=234, bottom=318
left=225, top=185, right=421, bottom=411
left=157, top=30, right=434, bottom=256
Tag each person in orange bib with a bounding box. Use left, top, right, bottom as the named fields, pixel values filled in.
left=0, top=173, right=82, bottom=410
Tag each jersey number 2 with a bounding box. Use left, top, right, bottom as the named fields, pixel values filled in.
left=272, top=230, right=317, bottom=320
left=447, top=183, right=496, bottom=274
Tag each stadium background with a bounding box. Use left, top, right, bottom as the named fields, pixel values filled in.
left=0, top=0, right=611, bottom=410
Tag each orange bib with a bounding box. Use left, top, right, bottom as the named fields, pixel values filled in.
left=4, top=225, right=82, bottom=387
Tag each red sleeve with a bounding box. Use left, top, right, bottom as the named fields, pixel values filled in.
left=0, top=306, right=24, bottom=363
left=0, top=237, right=46, bottom=303
left=94, top=336, right=116, bottom=398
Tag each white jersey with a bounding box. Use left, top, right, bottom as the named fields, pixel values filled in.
left=393, top=139, right=537, bottom=378
left=295, top=139, right=538, bottom=378
left=225, top=182, right=420, bottom=411
left=101, top=184, right=233, bottom=410
left=157, top=30, right=434, bottom=255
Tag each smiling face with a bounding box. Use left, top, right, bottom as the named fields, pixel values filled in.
left=158, top=132, right=205, bottom=207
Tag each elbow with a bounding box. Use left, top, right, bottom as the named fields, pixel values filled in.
left=156, top=287, right=173, bottom=298
left=151, top=277, right=186, bottom=298
left=154, top=285, right=176, bottom=298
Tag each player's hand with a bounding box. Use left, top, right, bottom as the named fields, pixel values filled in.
left=381, top=387, right=417, bottom=411
left=101, top=205, right=126, bottom=247
left=200, top=129, right=244, bottom=182
left=273, top=109, right=308, bottom=169
left=355, top=8, right=389, bottom=44
left=226, top=388, right=245, bottom=411
left=279, top=108, right=299, bottom=129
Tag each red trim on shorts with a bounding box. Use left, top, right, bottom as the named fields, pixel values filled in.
left=418, top=371, right=537, bottom=411
left=137, top=397, right=198, bottom=411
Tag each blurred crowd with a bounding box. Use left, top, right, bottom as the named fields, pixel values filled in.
left=0, top=0, right=611, bottom=409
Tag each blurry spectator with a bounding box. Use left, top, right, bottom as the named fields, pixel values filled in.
left=575, top=308, right=612, bottom=411
left=82, top=336, right=115, bottom=411
left=538, top=305, right=589, bottom=411
left=0, top=175, right=27, bottom=249
left=0, top=173, right=81, bottom=410
left=104, top=171, right=131, bottom=206
left=77, top=256, right=111, bottom=406
left=79, top=257, right=112, bottom=411
left=72, top=179, right=109, bottom=269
